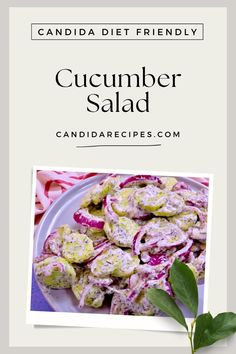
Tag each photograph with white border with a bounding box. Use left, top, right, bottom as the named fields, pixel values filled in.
left=27, top=167, right=213, bottom=331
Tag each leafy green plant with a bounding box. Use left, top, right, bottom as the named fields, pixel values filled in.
left=147, top=259, right=236, bottom=353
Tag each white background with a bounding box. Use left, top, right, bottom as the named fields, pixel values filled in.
left=9, top=7, right=226, bottom=347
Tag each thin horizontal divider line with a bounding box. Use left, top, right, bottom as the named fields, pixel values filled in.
left=31, top=39, right=203, bottom=41
left=31, top=22, right=204, bottom=25
left=76, top=144, right=162, bottom=148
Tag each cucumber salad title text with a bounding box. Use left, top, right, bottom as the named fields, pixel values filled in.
left=55, top=66, right=182, bottom=113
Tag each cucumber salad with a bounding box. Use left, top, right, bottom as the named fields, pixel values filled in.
left=34, top=174, right=208, bottom=316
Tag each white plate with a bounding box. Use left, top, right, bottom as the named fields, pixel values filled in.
left=33, top=174, right=207, bottom=315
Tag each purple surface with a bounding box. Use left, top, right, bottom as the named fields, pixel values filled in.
left=31, top=270, right=54, bottom=312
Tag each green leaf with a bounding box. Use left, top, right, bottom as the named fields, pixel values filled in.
left=194, top=312, right=213, bottom=350
left=194, top=312, right=236, bottom=350
left=169, top=259, right=198, bottom=317
left=147, top=288, right=188, bottom=330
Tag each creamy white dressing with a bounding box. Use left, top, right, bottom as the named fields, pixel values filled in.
left=35, top=175, right=208, bottom=316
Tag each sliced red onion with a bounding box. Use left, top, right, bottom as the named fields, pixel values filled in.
left=184, top=206, right=207, bottom=224
left=155, top=269, right=167, bottom=280
left=45, top=261, right=65, bottom=275
left=186, top=199, right=208, bottom=208
left=145, top=272, right=172, bottom=296
left=103, top=195, right=119, bottom=223
left=73, top=208, right=104, bottom=229
left=93, top=237, right=107, bottom=247
left=127, top=289, right=139, bottom=301
left=140, top=226, right=188, bottom=250
left=120, top=175, right=162, bottom=188
left=172, top=181, right=191, bottom=191
left=94, top=240, right=112, bottom=254
left=174, top=239, right=193, bottom=261
left=132, top=227, right=145, bottom=255
left=129, top=273, right=139, bottom=288
left=145, top=273, right=167, bottom=288
left=88, top=276, right=113, bottom=287
left=185, top=200, right=195, bottom=206
left=127, top=280, right=145, bottom=301
left=148, top=253, right=169, bottom=266
left=184, top=191, right=208, bottom=208
left=94, top=239, right=110, bottom=250
left=164, top=280, right=173, bottom=296
left=78, top=284, right=93, bottom=308
left=84, top=241, right=112, bottom=265
left=133, top=214, right=152, bottom=221
left=106, top=286, right=126, bottom=295
left=33, top=253, right=55, bottom=263
left=43, top=231, right=62, bottom=256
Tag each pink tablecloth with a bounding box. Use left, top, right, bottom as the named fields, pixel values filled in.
left=35, top=170, right=97, bottom=224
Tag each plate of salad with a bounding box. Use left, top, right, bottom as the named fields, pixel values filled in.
left=33, top=173, right=208, bottom=316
